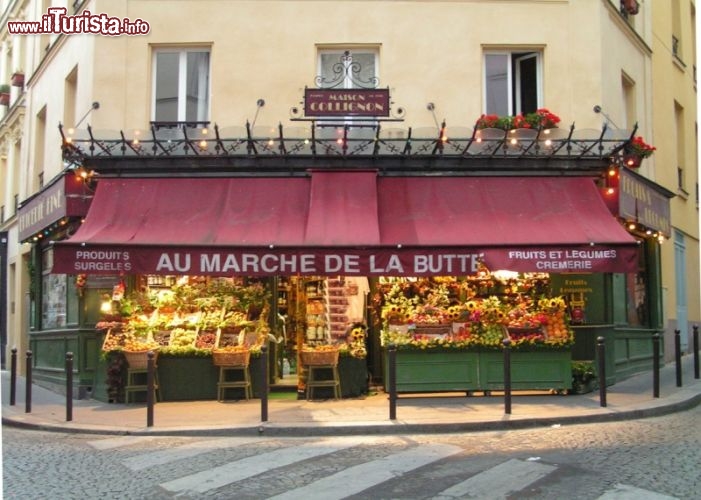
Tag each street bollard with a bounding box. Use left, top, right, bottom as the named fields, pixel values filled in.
left=261, top=344, right=269, bottom=423
left=66, top=352, right=74, bottom=422
left=388, top=343, right=397, bottom=420
left=597, top=337, right=606, bottom=407
left=693, top=325, right=699, bottom=380
left=10, top=347, right=17, bottom=406
left=25, top=350, right=33, bottom=413
left=652, top=333, right=660, bottom=398
left=146, top=351, right=155, bottom=427
left=674, top=329, right=682, bottom=388
left=503, top=338, right=512, bottom=415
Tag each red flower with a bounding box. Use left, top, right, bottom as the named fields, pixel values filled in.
left=628, top=136, right=656, bottom=158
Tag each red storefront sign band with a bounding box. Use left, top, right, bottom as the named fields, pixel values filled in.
left=51, top=245, right=639, bottom=276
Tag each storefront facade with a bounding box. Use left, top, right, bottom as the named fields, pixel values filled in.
left=4, top=0, right=693, bottom=401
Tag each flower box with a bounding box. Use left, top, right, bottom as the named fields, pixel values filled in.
left=10, top=72, right=24, bottom=88
left=0, top=91, right=9, bottom=106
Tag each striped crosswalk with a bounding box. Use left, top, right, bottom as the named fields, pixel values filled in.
left=86, top=435, right=680, bottom=499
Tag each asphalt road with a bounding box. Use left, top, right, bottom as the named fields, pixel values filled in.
left=3, top=405, right=700, bottom=499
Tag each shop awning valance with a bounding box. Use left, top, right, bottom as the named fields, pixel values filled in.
left=50, top=172, right=639, bottom=276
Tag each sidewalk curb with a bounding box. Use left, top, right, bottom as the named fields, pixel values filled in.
left=4, top=389, right=700, bottom=437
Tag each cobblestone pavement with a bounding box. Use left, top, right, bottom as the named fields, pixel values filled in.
left=3, top=405, right=699, bottom=499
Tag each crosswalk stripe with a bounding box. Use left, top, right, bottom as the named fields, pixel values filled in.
left=122, top=436, right=264, bottom=470
left=159, top=436, right=381, bottom=494
left=596, top=483, right=679, bottom=500
left=268, top=443, right=463, bottom=500
left=434, top=458, right=556, bottom=499
left=86, top=435, right=159, bottom=451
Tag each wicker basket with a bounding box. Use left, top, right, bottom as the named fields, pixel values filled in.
left=212, top=349, right=250, bottom=366
left=123, top=350, right=159, bottom=370
left=300, top=349, right=339, bottom=366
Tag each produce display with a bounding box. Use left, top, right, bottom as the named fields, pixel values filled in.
left=378, top=271, right=574, bottom=351
left=98, top=277, right=271, bottom=357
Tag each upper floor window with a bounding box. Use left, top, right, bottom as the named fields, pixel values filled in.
left=484, top=51, right=542, bottom=116
left=152, top=48, right=210, bottom=124
left=317, top=49, right=378, bottom=89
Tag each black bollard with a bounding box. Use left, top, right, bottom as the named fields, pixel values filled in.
left=597, top=337, right=606, bottom=407
left=66, top=352, right=74, bottom=422
left=261, top=344, right=269, bottom=422
left=388, top=343, right=397, bottom=420
left=146, top=351, right=155, bottom=427
left=693, top=325, right=699, bottom=380
left=652, top=333, right=660, bottom=398
left=10, top=347, right=17, bottom=406
left=25, top=350, right=33, bottom=413
left=674, top=329, right=682, bottom=388
left=503, top=338, right=512, bottom=415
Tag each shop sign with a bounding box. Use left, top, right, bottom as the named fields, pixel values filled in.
left=50, top=244, right=639, bottom=276
left=304, top=88, right=390, bottom=117
left=618, top=168, right=672, bottom=237
left=18, top=173, right=92, bottom=241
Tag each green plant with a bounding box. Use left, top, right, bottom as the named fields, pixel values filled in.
left=571, top=360, right=598, bottom=393
left=0, top=84, right=10, bottom=93
left=626, top=136, right=656, bottom=158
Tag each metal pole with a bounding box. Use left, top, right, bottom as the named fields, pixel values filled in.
left=652, top=333, right=660, bottom=398
left=388, top=344, right=397, bottom=420
left=66, top=352, right=74, bottom=422
left=597, top=337, right=607, bottom=407
left=261, top=344, right=269, bottom=422
left=146, top=351, right=155, bottom=427
left=674, top=329, right=682, bottom=388
left=503, top=338, right=512, bottom=415
left=25, top=350, right=33, bottom=413
left=10, top=347, right=17, bottom=406
left=693, top=325, right=699, bottom=380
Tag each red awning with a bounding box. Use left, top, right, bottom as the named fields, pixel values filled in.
left=51, top=172, right=639, bottom=276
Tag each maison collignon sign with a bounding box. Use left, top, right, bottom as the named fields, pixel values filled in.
left=304, top=88, right=390, bottom=117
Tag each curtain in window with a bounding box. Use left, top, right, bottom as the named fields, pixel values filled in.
left=186, top=52, right=209, bottom=122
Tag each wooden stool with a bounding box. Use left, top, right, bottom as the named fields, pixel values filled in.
left=305, top=364, right=341, bottom=400
left=217, top=365, right=252, bottom=401
left=125, top=367, right=161, bottom=403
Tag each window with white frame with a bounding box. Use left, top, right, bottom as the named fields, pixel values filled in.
left=152, top=48, right=210, bottom=124
left=317, top=48, right=378, bottom=89
left=484, top=51, right=542, bottom=116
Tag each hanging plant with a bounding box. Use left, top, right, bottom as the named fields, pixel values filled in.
left=623, top=136, right=656, bottom=168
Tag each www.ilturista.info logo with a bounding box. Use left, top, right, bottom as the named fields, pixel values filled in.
left=7, top=7, right=150, bottom=36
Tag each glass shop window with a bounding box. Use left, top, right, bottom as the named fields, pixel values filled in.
left=625, top=243, right=649, bottom=327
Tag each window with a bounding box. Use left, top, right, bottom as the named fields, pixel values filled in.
left=625, top=241, right=649, bottom=327
left=484, top=51, right=541, bottom=116
left=152, top=48, right=210, bottom=124
left=317, top=49, right=378, bottom=89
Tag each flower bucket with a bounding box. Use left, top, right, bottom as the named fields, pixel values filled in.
left=623, top=154, right=642, bottom=168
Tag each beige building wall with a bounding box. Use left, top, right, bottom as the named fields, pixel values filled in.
left=651, top=0, right=700, bottom=352
left=5, top=0, right=697, bottom=362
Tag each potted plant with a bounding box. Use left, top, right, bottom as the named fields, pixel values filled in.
left=0, top=84, right=10, bottom=106
left=623, top=135, right=656, bottom=168
left=623, top=0, right=640, bottom=16
left=570, top=360, right=597, bottom=394
left=10, top=70, right=24, bottom=88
